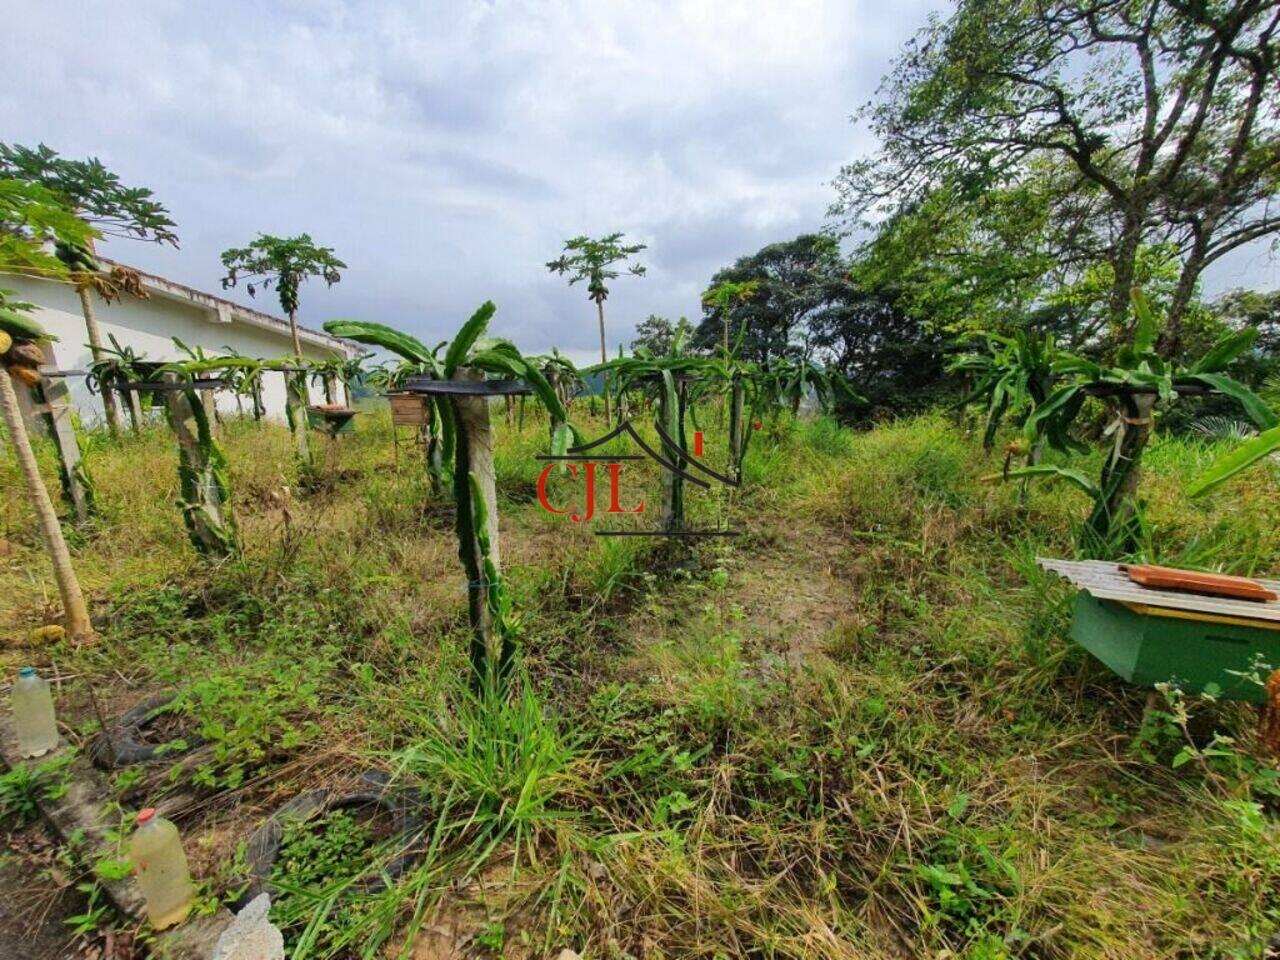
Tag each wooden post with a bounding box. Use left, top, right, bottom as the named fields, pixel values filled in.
left=323, top=372, right=338, bottom=406
left=728, top=374, right=745, bottom=482
left=451, top=370, right=510, bottom=690
left=659, top=379, right=687, bottom=532
left=200, top=388, right=220, bottom=437
left=38, top=374, right=94, bottom=526
left=124, top=385, right=144, bottom=434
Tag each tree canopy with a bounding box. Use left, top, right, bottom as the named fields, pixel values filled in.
left=0, top=142, right=178, bottom=247
left=834, top=0, right=1280, bottom=357
left=545, top=232, right=647, bottom=304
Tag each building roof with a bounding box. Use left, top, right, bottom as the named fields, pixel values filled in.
left=98, top=256, right=360, bottom=357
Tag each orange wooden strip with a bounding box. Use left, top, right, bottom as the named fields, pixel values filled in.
left=1122, top=564, right=1278, bottom=602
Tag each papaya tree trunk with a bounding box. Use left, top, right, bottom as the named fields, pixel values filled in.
left=596, top=299, right=610, bottom=424
left=0, top=367, right=94, bottom=641
left=162, top=375, right=238, bottom=558
left=78, top=286, right=122, bottom=439
left=288, top=309, right=303, bottom=357
left=451, top=369, right=513, bottom=693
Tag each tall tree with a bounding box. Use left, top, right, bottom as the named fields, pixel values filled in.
left=0, top=143, right=178, bottom=438
left=693, top=234, right=846, bottom=364
left=546, top=232, right=646, bottom=422
left=630, top=314, right=692, bottom=356
left=220, top=233, right=346, bottom=357
left=835, top=0, right=1280, bottom=357
left=701, top=279, right=761, bottom=355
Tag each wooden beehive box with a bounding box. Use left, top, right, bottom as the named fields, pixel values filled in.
left=389, top=393, right=428, bottom=427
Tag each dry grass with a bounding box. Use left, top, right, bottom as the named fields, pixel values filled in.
left=1, top=404, right=1278, bottom=958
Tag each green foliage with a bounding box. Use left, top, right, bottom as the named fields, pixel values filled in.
left=220, top=233, right=345, bottom=320
left=0, top=177, right=96, bottom=309
left=1189, top=423, right=1280, bottom=497
left=951, top=331, right=1058, bottom=451
left=0, top=754, right=73, bottom=824
left=836, top=0, right=1280, bottom=353
left=630, top=314, right=692, bottom=357
left=165, top=379, right=239, bottom=559
left=546, top=232, right=646, bottom=304
left=0, top=141, right=177, bottom=245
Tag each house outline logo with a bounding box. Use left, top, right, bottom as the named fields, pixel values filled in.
left=535, top=419, right=741, bottom=537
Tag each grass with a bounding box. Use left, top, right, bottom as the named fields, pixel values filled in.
left=1, top=402, right=1279, bottom=958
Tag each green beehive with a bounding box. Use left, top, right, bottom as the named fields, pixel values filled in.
left=1041, top=558, right=1280, bottom=703
left=1071, top=594, right=1279, bottom=703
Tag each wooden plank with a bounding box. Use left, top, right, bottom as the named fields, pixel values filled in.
left=39, top=375, right=92, bottom=526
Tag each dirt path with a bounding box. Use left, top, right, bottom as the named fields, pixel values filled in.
left=723, top=513, right=854, bottom=664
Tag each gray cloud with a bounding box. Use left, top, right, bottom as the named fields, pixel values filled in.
left=5, top=0, right=947, bottom=356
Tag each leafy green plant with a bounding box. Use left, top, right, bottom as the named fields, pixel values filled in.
left=997, top=290, right=1274, bottom=552
left=950, top=330, right=1058, bottom=456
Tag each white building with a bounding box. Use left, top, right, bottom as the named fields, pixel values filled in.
left=6, top=259, right=360, bottom=425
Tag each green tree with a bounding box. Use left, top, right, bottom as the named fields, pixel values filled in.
left=631, top=314, right=692, bottom=356
left=220, top=234, right=346, bottom=357
left=836, top=0, right=1280, bottom=356
left=701, top=280, right=761, bottom=355
left=0, top=142, right=179, bottom=437
left=546, top=232, right=646, bottom=423
left=693, top=235, right=846, bottom=363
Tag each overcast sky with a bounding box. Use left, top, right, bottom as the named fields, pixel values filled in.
left=6, top=1, right=1277, bottom=363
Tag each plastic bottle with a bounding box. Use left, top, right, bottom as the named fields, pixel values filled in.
left=13, top=667, right=58, bottom=757
left=129, top=808, right=195, bottom=929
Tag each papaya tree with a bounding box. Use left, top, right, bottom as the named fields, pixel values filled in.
left=0, top=142, right=178, bottom=439
left=0, top=310, right=95, bottom=641
left=0, top=175, right=97, bottom=639
left=325, top=305, right=573, bottom=694
left=220, top=233, right=345, bottom=358
left=546, top=232, right=646, bottom=424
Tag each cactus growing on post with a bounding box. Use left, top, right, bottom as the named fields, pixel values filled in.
left=325, top=304, right=573, bottom=694
left=157, top=369, right=239, bottom=558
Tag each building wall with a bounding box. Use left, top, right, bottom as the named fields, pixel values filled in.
left=5, top=275, right=348, bottom=424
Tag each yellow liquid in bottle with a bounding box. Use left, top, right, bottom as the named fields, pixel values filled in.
left=129, top=812, right=194, bottom=929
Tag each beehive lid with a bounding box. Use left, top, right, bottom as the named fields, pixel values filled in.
left=1037, top=558, right=1280, bottom=624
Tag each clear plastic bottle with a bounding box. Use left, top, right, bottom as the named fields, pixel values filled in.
left=12, top=667, right=58, bottom=758
left=129, top=808, right=195, bottom=929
